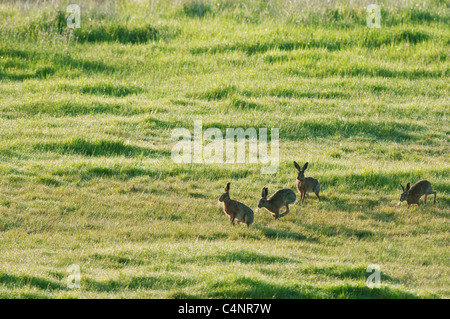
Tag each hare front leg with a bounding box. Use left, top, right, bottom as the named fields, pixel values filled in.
left=278, top=204, right=290, bottom=218
left=301, top=190, right=306, bottom=203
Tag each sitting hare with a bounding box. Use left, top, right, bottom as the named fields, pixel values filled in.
left=219, top=182, right=254, bottom=226
left=258, top=187, right=296, bottom=219
left=399, top=180, right=436, bottom=208
left=294, top=161, right=321, bottom=203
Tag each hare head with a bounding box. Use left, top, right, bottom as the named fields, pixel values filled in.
left=257, top=187, right=268, bottom=208
left=399, top=183, right=410, bottom=202
left=219, top=182, right=231, bottom=202
left=294, top=161, right=308, bottom=180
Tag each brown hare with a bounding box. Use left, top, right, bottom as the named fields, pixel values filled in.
left=258, top=187, right=296, bottom=219
left=294, top=161, right=320, bottom=203
left=399, top=180, right=436, bottom=208
left=219, top=182, right=254, bottom=226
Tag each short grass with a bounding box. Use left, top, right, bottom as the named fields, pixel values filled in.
left=0, top=0, right=449, bottom=299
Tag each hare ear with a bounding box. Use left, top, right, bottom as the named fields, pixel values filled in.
left=225, top=182, right=230, bottom=192
left=264, top=187, right=268, bottom=198
left=261, top=187, right=266, bottom=198
left=406, top=183, right=410, bottom=190
left=294, top=161, right=301, bottom=171
left=303, top=162, right=309, bottom=171
left=399, top=183, right=405, bottom=191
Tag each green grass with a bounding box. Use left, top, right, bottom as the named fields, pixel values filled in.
left=0, top=0, right=449, bottom=299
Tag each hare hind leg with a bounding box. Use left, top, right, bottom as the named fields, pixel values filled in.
left=425, top=190, right=437, bottom=204
left=278, top=204, right=290, bottom=218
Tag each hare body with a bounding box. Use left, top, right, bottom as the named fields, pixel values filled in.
left=258, top=187, right=296, bottom=219
left=294, top=161, right=320, bottom=203
left=399, top=180, right=436, bottom=208
left=219, top=183, right=254, bottom=226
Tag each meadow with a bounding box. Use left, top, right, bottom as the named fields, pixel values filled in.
left=0, top=0, right=448, bottom=298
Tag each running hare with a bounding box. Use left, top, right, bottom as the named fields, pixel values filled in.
left=219, top=182, right=254, bottom=226
left=258, top=187, right=296, bottom=219
left=399, top=180, right=436, bottom=208
left=294, top=161, right=321, bottom=203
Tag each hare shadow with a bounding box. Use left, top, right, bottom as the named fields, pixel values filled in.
left=202, top=277, right=420, bottom=299
left=301, top=223, right=375, bottom=240
left=254, top=225, right=319, bottom=243
left=0, top=272, right=66, bottom=291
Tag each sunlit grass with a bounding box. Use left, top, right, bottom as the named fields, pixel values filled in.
left=0, top=0, right=448, bottom=298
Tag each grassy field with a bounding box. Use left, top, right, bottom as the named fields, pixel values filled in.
left=0, top=0, right=449, bottom=299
